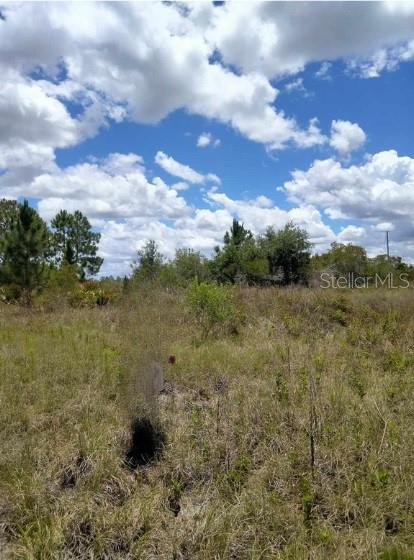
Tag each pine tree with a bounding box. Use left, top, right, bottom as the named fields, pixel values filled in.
left=50, top=209, right=72, bottom=265
left=63, top=240, right=76, bottom=265
left=1, top=200, right=49, bottom=305
left=132, top=240, right=164, bottom=282
left=0, top=199, right=19, bottom=264
left=51, top=210, right=103, bottom=276
left=211, top=219, right=267, bottom=284
left=223, top=219, right=252, bottom=247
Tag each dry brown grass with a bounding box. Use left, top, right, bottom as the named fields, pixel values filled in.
left=1, top=287, right=414, bottom=559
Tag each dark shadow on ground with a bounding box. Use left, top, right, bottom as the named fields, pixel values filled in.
left=125, top=417, right=166, bottom=469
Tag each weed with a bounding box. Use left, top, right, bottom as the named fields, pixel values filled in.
left=2, top=287, right=414, bottom=558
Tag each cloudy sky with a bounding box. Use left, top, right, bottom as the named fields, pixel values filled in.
left=1, top=1, right=414, bottom=275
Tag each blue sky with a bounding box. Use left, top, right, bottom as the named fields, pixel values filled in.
left=1, top=2, right=414, bottom=275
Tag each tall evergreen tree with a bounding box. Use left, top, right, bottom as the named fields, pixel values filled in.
left=212, top=219, right=267, bottom=284
left=63, top=240, right=76, bottom=266
left=51, top=210, right=103, bottom=276
left=50, top=209, right=72, bottom=263
left=0, top=199, right=19, bottom=264
left=0, top=200, right=49, bottom=305
left=223, top=219, right=252, bottom=247
left=132, top=240, right=164, bottom=282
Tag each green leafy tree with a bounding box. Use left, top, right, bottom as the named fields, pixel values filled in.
left=260, top=222, right=311, bottom=285
left=132, top=240, right=164, bottom=282
left=51, top=210, right=103, bottom=276
left=325, top=242, right=367, bottom=277
left=311, top=242, right=369, bottom=287
left=365, top=254, right=414, bottom=284
left=238, top=237, right=268, bottom=281
left=156, top=249, right=210, bottom=288
left=173, top=248, right=209, bottom=283
left=366, top=254, right=409, bottom=276
left=0, top=200, right=49, bottom=305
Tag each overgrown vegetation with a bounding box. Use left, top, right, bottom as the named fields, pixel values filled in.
left=1, top=286, right=414, bottom=559
left=2, top=200, right=414, bottom=558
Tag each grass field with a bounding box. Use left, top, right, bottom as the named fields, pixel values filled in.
left=1, top=287, right=414, bottom=559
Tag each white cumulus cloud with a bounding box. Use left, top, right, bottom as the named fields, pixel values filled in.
left=207, top=2, right=414, bottom=78
left=0, top=153, right=190, bottom=223
left=155, top=151, right=220, bottom=185
left=283, top=150, right=414, bottom=255
left=0, top=2, right=337, bottom=157
left=329, top=120, right=366, bottom=156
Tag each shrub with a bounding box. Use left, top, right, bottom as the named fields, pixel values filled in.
left=69, top=281, right=118, bottom=308
left=38, top=264, right=79, bottom=310
left=186, top=281, right=238, bottom=339
left=38, top=267, right=117, bottom=309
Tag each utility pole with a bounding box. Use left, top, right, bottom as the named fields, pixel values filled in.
left=386, top=231, right=390, bottom=260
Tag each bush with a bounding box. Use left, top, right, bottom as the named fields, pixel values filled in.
left=186, top=281, right=239, bottom=339
left=40, top=268, right=119, bottom=309
left=38, top=265, right=79, bottom=310
left=69, top=281, right=117, bottom=308
left=38, top=267, right=117, bottom=309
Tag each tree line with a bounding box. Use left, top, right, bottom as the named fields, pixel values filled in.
left=132, top=218, right=414, bottom=287
left=0, top=199, right=102, bottom=304
left=1, top=198, right=413, bottom=305
left=131, top=220, right=313, bottom=287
